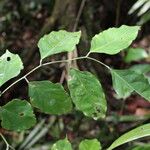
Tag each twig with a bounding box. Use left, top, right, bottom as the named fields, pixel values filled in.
left=67, top=0, right=87, bottom=79
left=1, top=53, right=111, bottom=96
left=115, top=0, right=121, bottom=26
left=1, top=56, right=86, bottom=96
left=86, top=56, right=111, bottom=70
left=0, top=133, right=15, bottom=150
left=73, top=0, right=87, bottom=32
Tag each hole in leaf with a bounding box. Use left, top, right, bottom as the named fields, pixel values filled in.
left=7, top=57, right=11, bottom=61
left=96, top=107, right=101, bottom=113
left=19, top=112, right=24, bottom=117
left=92, top=112, right=98, bottom=118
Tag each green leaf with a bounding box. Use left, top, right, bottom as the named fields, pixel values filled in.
left=111, top=69, right=150, bottom=100
left=90, top=25, right=140, bottom=55
left=131, top=144, right=150, bottom=150
left=129, top=64, right=150, bottom=74
left=79, top=139, right=101, bottom=150
left=29, top=81, right=72, bottom=115
left=124, top=48, right=148, bottom=63
left=0, top=50, right=23, bottom=86
left=0, top=99, right=36, bottom=131
left=129, top=64, right=150, bottom=84
left=51, top=137, right=72, bottom=150
left=107, top=123, right=150, bottom=150
left=38, top=30, right=81, bottom=59
left=68, top=69, right=107, bottom=120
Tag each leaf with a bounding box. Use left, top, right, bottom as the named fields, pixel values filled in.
left=111, top=69, right=150, bottom=100
left=107, top=123, right=150, bottom=150
left=51, top=137, right=72, bottom=150
left=38, top=30, right=81, bottom=59
left=129, top=64, right=150, bottom=83
left=68, top=69, right=107, bottom=120
left=129, top=64, right=150, bottom=74
left=90, top=25, right=140, bottom=55
left=131, top=144, right=150, bottom=150
left=79, top=139, right=101, bottom=150
left=0, top=99, right=36, bottom=131
left=0, top=50, right=23, bottom=86
left=29, top=81, right=72, bottom=115
left=124, top=48, right=148, bottom=63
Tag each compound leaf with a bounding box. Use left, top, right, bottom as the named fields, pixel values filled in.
left=90, top=25, right=140, bottom=55
left=0, top=99, right=36, bottom=131
left=79, top=139, right=101, bottom=150
left=38, top=30, right=81, bottom=59
left=68, top=69, right=107, bottom=120
left=51, top=137, right=72, bottom=150
left=107, top=123, right=150, bottom=150
left=0, top=50, right=23, bottom=86
left=111, top=69, right=150, bottom=100
left=29, top=81, right=72, bottom=115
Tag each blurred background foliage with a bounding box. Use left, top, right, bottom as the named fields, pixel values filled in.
left=0, top=0, right=150, bottom=150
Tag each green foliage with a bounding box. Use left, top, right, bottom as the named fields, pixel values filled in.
left=107, top=123, right=150, bottom=150
left=124, top=48, right=148, bottom=63
left=129, top=64, right=150, bottom=74
left=51, top=138, right=72, bottom=150
left=79, top=139, right=101, bottom=150
left=131, top=144, right=150, bottom=150
left=0, top=99, right=36, bottom=131
left=68, top=68, right=107, bottom=120
left=0, top=26, right=150, bottom=149
left=111, top=69, right=150, bottom=100
left=90, top=25, right=140, bottom=55
left=38, top=30, right=81, bottom=60
left=0, top=50, right=23, bottom=86
left=29, top=81, right=72, bottom=115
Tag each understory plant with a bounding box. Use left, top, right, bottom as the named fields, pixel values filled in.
left=0, top=25, right=150, bottom=150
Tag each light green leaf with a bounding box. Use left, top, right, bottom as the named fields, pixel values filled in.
left=107, top=123, right=150, bottom=150
left=0, top=50, right=23, bottom=86
left=29, top=81, right=72, bottom=115
left=79, top=139, right=101, bottom=150
left=111, top=69, right=150, bottom=100
left=68, top=69, right=107, bottom=120
left=90, top=25, right=140, bottom=55
left=124, top=48, right=148, bottom=63
left=38, top=30, right=81, bottom=59
left=0, top=99, right=36, bottom=131
left=51, top=137, right=72, bottom=150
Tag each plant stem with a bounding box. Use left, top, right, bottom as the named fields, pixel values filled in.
left=86, top=56, right=111, bottom=70
left=0, top=133, right=15, bottom=150
left=1, top=56, right=86, bottom=95
left=1, top=55, right=111, bottom=96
